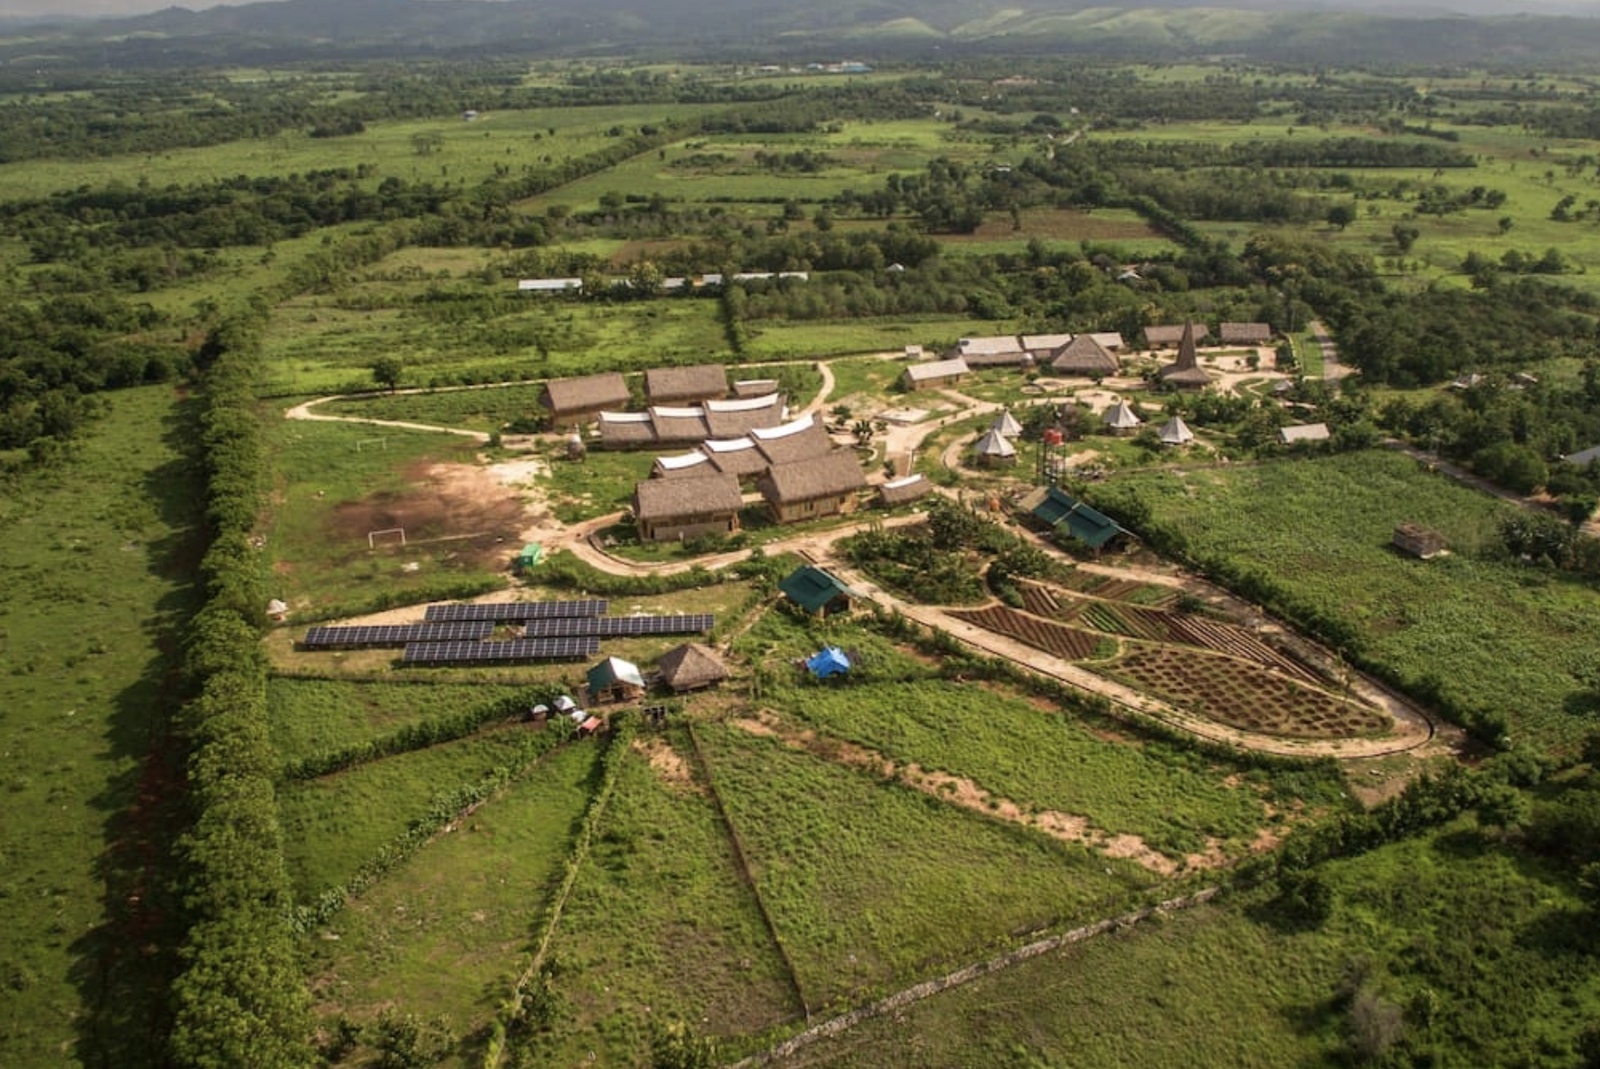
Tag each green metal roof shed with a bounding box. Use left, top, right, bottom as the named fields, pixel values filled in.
left=1030, top=487, right=1128, bottom=551
left=779, top=565, right=854, bottom=616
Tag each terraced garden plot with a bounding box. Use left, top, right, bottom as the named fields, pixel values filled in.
left=1093, top=647, right=1390, bottom=739
left=1166, top=616, right=1323, bottom=685
left=1019, top=581, right=1324, bottom=683
left=948, top=605, right=1113, bottom=661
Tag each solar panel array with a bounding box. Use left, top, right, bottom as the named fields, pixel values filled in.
left=401, top=637, right=600, bottom=665
left=423, top=599, right=609, bottom=623
left=302, top=622, right=495, bottom=649
left=523, top=614, right=714, bottom=639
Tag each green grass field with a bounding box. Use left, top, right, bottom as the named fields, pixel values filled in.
left=784, top=817, right=1599, bottom=1069
left=764, top=679, right=1305, bottom=862
left=539, top=730, right=803, bottom=1065
left=695, top=720, right=1158, bottom=1012
left=304, top=740, right=601, bottom=1038
left=0, top=386, right=198, bottom=1068
left=1092, top=449, right=1600, bottom=751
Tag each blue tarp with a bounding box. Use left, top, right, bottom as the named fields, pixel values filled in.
left=805, top=645, right=851, bottom=678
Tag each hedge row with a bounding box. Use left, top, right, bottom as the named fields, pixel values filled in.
left=485, top=713, right=637, bottom=1068
left=289, top=720, right=575, bottom=935
left=281, top=688, right=563, bottom=781
left=168, top=313, right=317, bottom=1069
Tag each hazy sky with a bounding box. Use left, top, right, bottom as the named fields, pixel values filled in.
left=0, top=0, right=248, bottom=16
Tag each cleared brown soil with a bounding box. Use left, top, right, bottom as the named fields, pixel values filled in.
left=328, top=461, right=531, bottom=569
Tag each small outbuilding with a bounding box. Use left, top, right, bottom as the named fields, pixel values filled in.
left=514, top=543, right=543, bottom=572
left=1277, top=422, right=1331, bottom=446
left=989, top=409, right=1024, bottom=438
left=586, top=657, right=646, bottom=704
left=902, top=357, right=970, bottom=392
left=805, top=645, right=852, bottom=679
left=779, top=565, right=854, bottom=617
left=878, top=473, right=932, bottom=508
left=1392, top=523, right=1447, bottom=560
left=656, top=643, right=731, bottom=693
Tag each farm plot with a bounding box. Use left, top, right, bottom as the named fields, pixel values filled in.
left=758, top=679, right=1300, bottom=861
left=276, top=727, right=537, bottom=901
left=1093, top=647, right=1389, bottom=740
left=265, top=677, right=532, bottom=769
left=948, top=604, right=1113, bottom=661
left=305, top=742, right=600, bottom=1039
left=538, top=732, right=802, bottom=1067
left=1019, top=581, right=1324, bottom=683
left=692, top=722, right=1150, bottom=1012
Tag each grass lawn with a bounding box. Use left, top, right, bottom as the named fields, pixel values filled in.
left=1090, top=449, right=1600, bottom=751
left=265, top=677, right=534, bottom=769
left=277, top=726, right=539, bottom=901
left=0, top=386, right=199, bottom=1069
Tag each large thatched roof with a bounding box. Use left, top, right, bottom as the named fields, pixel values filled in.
left=1050, top=334, right=1119, bottom=376
left=645, top=364, right=729, bottom=403
left=542, top=372, right=630, bottom=414
left=656, top=642, right=731, bottom=692
left=759, top=451, right=867, bottom=505
left=633, top=472, right=743, bottom=520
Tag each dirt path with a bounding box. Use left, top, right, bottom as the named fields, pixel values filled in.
left=284, top=395, right=492, bottom=442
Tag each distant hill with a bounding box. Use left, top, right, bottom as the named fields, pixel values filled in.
left=7, top=0, right=1600, bottom=68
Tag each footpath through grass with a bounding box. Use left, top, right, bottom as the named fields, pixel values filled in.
left=0, top=387, right=199, bottom=1068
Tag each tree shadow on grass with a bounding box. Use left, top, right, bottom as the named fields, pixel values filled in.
left=69, top=398, right=206, bottom=1068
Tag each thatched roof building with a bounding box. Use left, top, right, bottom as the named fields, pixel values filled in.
left=541, top=372, right=631, bottom=428
left=632, top=472, right=744, bottom=543
left=878, top=473, right=932, bottom=507
left=1050, top=334, right=1119, bottom=377
left=645, top=364, right=729, bottom=404
left=656, top=643, right=731, bottom=693
left=1156, top=322, right=1213, bottom=389
left=758, top=451, right=867, bottom=523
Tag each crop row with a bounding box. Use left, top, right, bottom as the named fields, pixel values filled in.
left=948, top=604, right=1108, bottom=661
left=1095, top=647, right=1389, bottom=740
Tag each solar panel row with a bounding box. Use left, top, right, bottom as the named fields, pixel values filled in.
left=401, top=637, right=600, bottom=665
left=302, top=621, right=495, bottom=648
left=423, top=599, right=609, bottom=622
left=523, top=614, right=715, bottom=639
